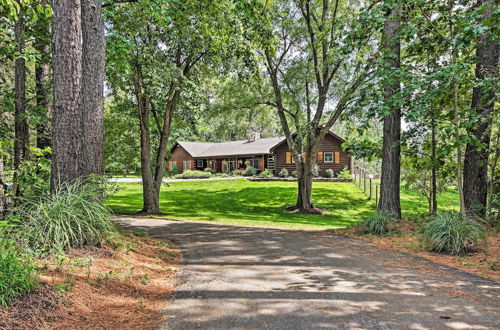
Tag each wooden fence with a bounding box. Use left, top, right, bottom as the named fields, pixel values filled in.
left=352, top=166, right=380, bottom=206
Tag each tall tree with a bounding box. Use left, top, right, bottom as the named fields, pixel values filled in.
left=80, top=0, right=105, bottom=176
left=378, top=3, right=401, bottom=218
left=50, top=0, right=83, bottom=189
left=13, top=8, right=29, bottom=196
left=34, top=1, right=52, bottom=149
left=106, top=0, right=242, bottom=213
left=259, top=0, right=381, bottom=213
left=463, top=0, right=499, bottom=219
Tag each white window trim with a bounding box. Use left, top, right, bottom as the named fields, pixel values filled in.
left=183, top=160, right=190, bottom=170
left=324, top=152, right=334, bottom=163
left=196, top=160, right=203, bottom=167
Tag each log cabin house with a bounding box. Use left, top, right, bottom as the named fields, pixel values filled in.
left=168, top=132, right=351, bottom=176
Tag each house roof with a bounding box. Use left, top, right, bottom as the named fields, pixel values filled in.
left=173, top=132, right=346, bottom=158
left=175, top=137, right=285, bottom=158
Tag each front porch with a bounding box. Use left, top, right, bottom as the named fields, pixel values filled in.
left=193, top=155, right=274, bottom=173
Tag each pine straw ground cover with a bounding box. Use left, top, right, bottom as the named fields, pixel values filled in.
left=0, top=232, right=179, bottom=329
left=330, top=222, right=499, bottom=283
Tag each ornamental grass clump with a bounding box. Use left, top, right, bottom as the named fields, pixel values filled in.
left=13, top=180, right=117, bottom=253
left=359, top=212, right=397, bottom=236
left=421, top=211, right=484, bottom=255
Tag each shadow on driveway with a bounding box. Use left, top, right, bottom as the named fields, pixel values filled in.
left=115, top=216, right=499, bottom=330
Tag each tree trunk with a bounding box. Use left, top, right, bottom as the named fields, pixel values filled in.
left=378, top=6, right=401, bottom=218
left=80, top=0, right=105, bottom=177
left=34, top=6, right=52, bottom=150
left=296, top=164, right=314, bottom=211
left=463, top=0, right=499, bottom=219
left=134, top=65, right=160, bottom=214
left=0, top=157, right=5, bottom=219
left=13, top=13, right=29, bottom=197
left=431, top=111, right=437, bottom=214
left=51, top=0, right=83, bottom=190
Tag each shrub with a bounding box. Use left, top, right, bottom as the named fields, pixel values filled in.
left=12, top=180, right=117, bottom=253
left=421, top=212, right=484, bottom=255
left=338, top=167, right=352, bottom=179
left=278, top=168, right=289, bottom=178
left=291, top=170, right=297, bottom=178
left=312, top=164, right=321, bottom=177
left=0, top=234, right=38, bottom=309
left=174, top=170, right=211, bottom=179
left=204, top=168, right=213, bottom=173
left=232, top=169, right=245, bottom=176
left=324, top=169, right=334, bottom=178
left=244, top=166, right=256, bottom=176
left=259, top=169, right=273, bottom=177
left=170, top=165, right=180, bottom=176
left=359, top=212, right=397, bottom=236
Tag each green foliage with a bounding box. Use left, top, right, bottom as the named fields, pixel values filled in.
left=170, top=165, right=180, bottom=176
left=360, top=212, right=398, bottom=236
left=14, top=147, right=51, bottom=198
left=244, top=166, right=256, bottom=176
left=12, top=180, right=117, bottom=253
left=232, top=169, right=245, bottom=176
left=204, top=168, right=213, bottom=173
left=0, top=236, right=38, bottom=309
left=259, top=169, right=273, bottom=177
left=421, top=212, right=484, bottom=255
left=291, top=170, right=297, bottom=178
left=338, top=167, right=352, bottom=179
left=324, top=169, right=334, bottom=178
left=278, top=168, right=289, bottom=178
left=174, top=170, right=211, bottom=179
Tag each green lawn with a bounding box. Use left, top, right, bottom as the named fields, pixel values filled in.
left=107, top=178, right=459, bottom=230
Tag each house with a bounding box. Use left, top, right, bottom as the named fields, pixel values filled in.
left=168, top=132, right=351, bottom=176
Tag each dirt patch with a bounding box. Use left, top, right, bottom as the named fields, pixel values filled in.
left=330, top=222, right=500, bottom=283
left=0, top=234, right=179, bottom=329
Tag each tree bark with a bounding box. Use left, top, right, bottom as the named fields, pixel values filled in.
left=51, top=0, right=83, bottom=190
left=463, top=0, right=499, bottom=219
left=34, top=5, right=52, bottom=150
left=431, top=110, right=437, bottom=214
left=0, top=157, right=5, bottom=219
left=14, top=12, right=29, bottom=197
left=134, top=65, right=160, bottom=214
left=378, top=5, right=401, bottom=218
left=80, top=0, right=105, bottom=177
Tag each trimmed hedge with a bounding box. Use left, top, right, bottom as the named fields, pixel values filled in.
left=174, top=170, right=211, bottom=179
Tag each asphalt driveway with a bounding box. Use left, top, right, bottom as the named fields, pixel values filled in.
left=115, top=216, right=499, bottom=330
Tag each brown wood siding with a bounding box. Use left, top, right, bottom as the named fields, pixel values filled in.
left=272, top=134, right=351, bottom=176
left=169, top=145, right=195, bottom=172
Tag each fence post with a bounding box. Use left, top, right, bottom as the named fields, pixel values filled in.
left=369, top=177, right=372, bottom=200
left=363, top=172, right=367, bottom=193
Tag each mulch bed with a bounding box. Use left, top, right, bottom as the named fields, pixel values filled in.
left=0, top=234, right=179, bottom=329
left=330, top=222, right=500, bottom=283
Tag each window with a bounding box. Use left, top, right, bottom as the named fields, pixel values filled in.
left=183, top=160, right=190, bottom=171
left=324, top=152, right=333, bottom=163
left=196, top=160, right=203, bottom=168
left=169, top=161, right=176, bottom=170
left=318, top=152, right=323, bottom=163
left=335, top=152, right=341, bottom=164
left=285, top=152, right=292, bottom=164
left=267, top=157, right=275, bottom=170
left=254, top=157, right=260, bottom=171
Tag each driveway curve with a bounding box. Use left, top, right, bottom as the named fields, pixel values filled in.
left=115, top=216, right=499, bottom=330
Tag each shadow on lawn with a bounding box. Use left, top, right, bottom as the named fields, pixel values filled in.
left=114, top=185, right=375, bottom=228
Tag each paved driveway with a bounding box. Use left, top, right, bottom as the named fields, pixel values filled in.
left=115, top=216, right=499, bottom=330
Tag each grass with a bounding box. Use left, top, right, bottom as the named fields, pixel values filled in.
left=107, top=178, right=460, bottom=230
